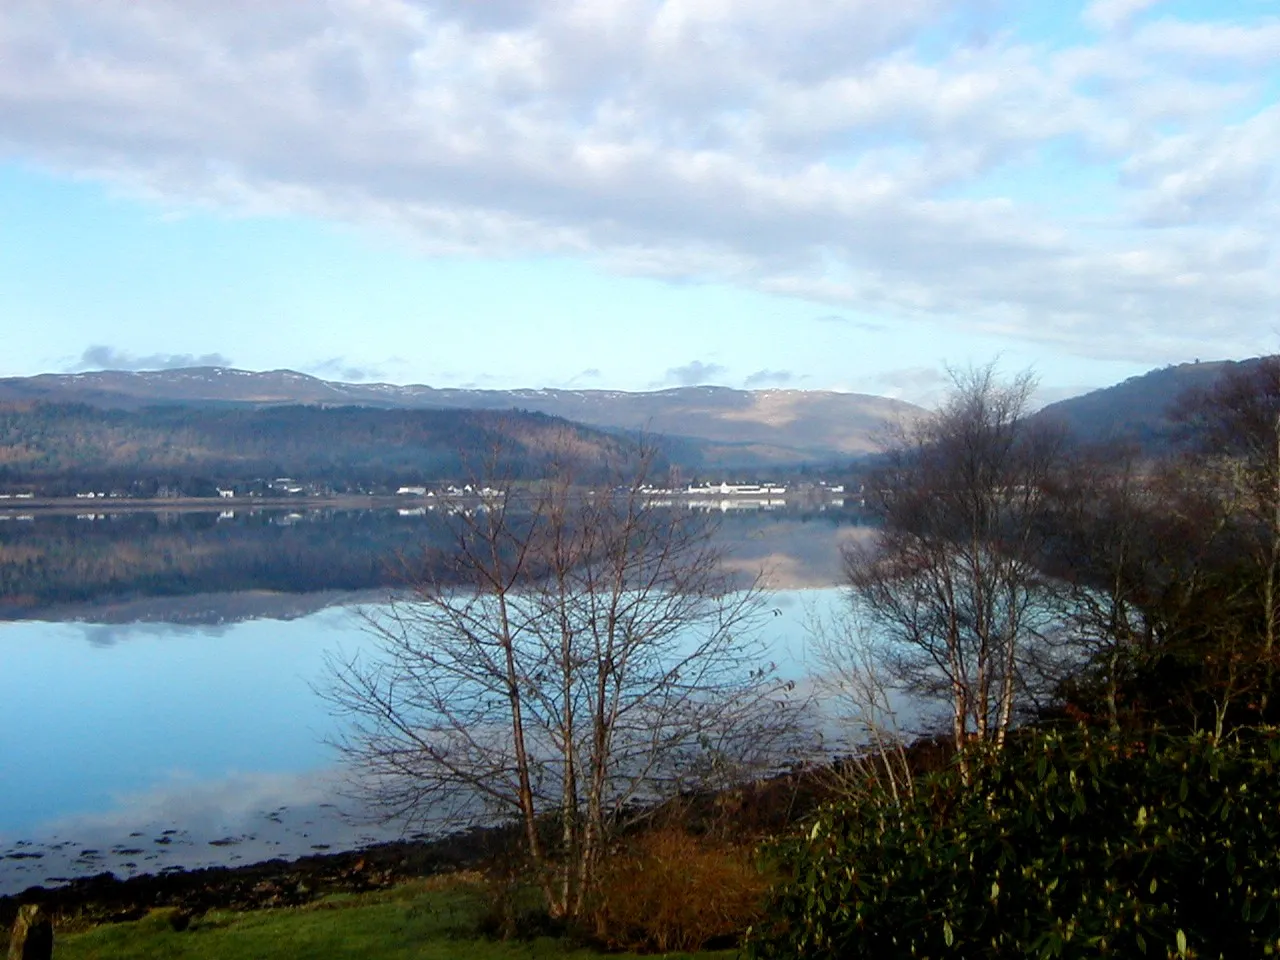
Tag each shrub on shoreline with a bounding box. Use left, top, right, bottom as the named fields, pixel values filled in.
left=585, top=827, right=769, bottom=953
left=748, top=727, right=1280, bottom=959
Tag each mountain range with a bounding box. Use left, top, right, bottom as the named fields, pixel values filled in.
left=0, top=367, right=922, bottom=466
left=0, top=359, right=1266, bottom=477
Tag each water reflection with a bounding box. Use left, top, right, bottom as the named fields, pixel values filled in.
left=0, top=586, right=848, bottom=895
left=77, top=621, right=235, bottom=648
left=0, top=508, right=436, bottom=620
left=0, top=608, right=379, bottom=894
left=0, top=505, right=871, bottom=623
left=0, top=506, right=873, bottom=893
left=0, top=771, right=402, bottom=895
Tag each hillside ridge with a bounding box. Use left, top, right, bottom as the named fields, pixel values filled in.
left=0, top=367, right=923, bottom=464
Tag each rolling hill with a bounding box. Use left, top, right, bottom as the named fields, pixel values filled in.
left=0, top=368, right=921, bottom=466
left=1033, top=359, right=1255, bottom=449
left=0, top=403, right=647, bottom=494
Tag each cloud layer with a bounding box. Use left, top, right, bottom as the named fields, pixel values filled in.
left=71, top=345, right=233, bottom=372
left=744, top=368, right=797, bottom=388
left=662, top=359, right=727, bottom=386
left=4, top=1, right=1278, bottom=364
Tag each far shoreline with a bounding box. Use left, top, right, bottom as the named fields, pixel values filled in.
left=0, top=494, right=395, bottom=516
left=0, top=489, right=856, bottom=519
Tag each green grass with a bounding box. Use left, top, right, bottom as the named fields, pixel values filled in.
left=53, top=879, right=732, bottom=960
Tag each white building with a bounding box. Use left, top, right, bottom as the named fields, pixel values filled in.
left=686, top=482, right=787, bottom=496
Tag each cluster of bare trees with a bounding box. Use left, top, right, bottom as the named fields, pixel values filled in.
left=325, top=358, right=1280, bottom=920
left=841, top=368, right=1064, bottom=770
left=324, top=453, right=804, bottom=921
left=838, top=359, right=1280, bottom=772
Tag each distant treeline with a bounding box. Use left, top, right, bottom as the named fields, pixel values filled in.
left=0, top=402, right=653, bottom=495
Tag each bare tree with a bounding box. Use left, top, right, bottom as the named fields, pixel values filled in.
left=806, top=606, right=916, bottom=808
left=1175, top=357, right=1280, bottom=715
left=1038, top=440, right=1247, bottom=733
left=1037, top=446, right=1160, bottom=731
left=844, top=365, right=1067, bottom=772
left=323, top=447, right=801, bottom=921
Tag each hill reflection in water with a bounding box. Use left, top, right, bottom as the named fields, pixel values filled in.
left=0, top=505, right=867, bottom=894
left=0, top=587, right=846, bottom=895
left=0, top=504, right=870, bottom=624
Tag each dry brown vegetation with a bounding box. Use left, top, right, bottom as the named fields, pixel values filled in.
left=586, top=826, right=769, bottom=953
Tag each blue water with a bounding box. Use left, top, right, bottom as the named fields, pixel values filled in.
left=0, top=611, right=363, bottom=832
left=0, top=588, right=842, bottom=894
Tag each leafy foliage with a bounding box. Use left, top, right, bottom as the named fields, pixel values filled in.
left=749, top=728, right=1280, bottom=959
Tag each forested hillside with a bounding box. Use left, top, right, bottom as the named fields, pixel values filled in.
left=0, top=367, right=921, bottom=465
left=1032, top=359, right=1243, bottom=448
left=0, top=402, right=649, bottom=495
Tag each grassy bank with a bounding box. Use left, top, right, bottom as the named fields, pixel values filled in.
left=53, top=876, right=731, bottom=960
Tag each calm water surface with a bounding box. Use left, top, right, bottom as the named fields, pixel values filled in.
left=0, top=506, right=861, bottom=894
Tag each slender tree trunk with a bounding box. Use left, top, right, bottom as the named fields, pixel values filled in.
left=497, top=592, right=554, bottom=913
left=1105, top=647, right=1120, bottom=733
left=1265, top=411, right=1280, bottom=716
left=559, top=646, right=577, bottom=915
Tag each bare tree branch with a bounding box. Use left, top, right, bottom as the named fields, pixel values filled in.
left=322, top=436, right=806, bottom=919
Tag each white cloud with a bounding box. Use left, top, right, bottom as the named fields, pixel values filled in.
left=69, top=345, right=233, bottom=372
left=1135, top=18, right=1280, bottom=65
left=661, top=359, right=728, bottom=386
left=564, top=367, right=602, bottom=386
left=744, top=368, right=797, bottom=388
left=866, top=365, right=949, bottom=406
left=1082, top=0, right=1162, bottom=33
left=1, top=0, right=1278, bottom=367
left=1121, top=105, right=1280, bottom=225
left=306, top=357, right=387, bottom=382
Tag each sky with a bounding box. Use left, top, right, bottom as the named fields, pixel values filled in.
left=0, top=0, right=1278, bottom=407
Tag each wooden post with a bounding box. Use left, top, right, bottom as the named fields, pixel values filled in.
left=7, top=904, right=52, bottom=960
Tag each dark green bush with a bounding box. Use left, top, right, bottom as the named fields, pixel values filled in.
left=748, top=728, right=1280, bottom=959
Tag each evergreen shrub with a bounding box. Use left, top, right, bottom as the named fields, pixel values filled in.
left=748, top=728, right=1280, bottom=959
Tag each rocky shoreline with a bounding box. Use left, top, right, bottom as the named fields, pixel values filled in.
left=0, top=826, right=512, bottom=931
left=0, top=768, right=837, bottom=933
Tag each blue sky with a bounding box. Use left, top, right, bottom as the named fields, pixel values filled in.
left=1, top=0, right=1277, bottom=405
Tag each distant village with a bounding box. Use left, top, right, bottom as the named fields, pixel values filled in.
left=0, top=476, right=858, bottom=519
left=388, top=479, right=852, bottom=514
